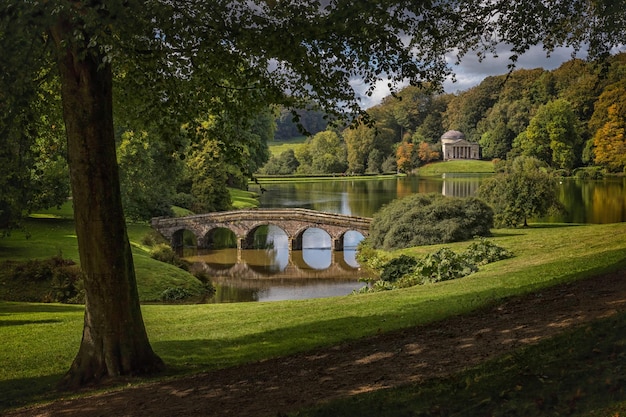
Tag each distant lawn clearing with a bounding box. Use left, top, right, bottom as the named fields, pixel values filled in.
left=1, top=222, right=625, bottom=410
left=268, top=136, right=308, bottom=156
left=418, top=160, right=495, bottom=175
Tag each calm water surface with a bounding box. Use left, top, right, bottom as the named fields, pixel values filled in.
left=189, top=175, right=626, bottom=303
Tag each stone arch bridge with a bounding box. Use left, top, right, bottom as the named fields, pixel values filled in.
left=151, top=208, right=372, bottom=251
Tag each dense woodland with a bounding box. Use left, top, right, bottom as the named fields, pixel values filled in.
left=264, top=53, right=626, bottom=177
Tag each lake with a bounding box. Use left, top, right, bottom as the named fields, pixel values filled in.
left=188, top=175, right=626, bottom=303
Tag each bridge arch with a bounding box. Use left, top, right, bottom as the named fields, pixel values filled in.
left=291, top=226, right=331, bottom=251
left=240, top=223, right=289, bottom=250
left=171, top=228, right=198, bottom=249
left=151, top=208, right=371, bottom=256
left=202, top=227, right=237, bottom=249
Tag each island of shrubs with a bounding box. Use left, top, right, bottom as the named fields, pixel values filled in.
left=357, top=193, right=511, bottom=293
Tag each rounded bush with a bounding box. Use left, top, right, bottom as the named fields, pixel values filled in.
left=150, top=243, right=190, bottom=270
left=369, top=193, right=493, bottom=250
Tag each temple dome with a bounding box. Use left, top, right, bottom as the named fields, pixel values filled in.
left=441, top=130, right=465, bottom=141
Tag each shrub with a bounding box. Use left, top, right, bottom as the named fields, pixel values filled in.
left=8, top=255, right=84, bottom=303
left=352, top=279, right=393, bottom=294
left=12, top=259, right=55, bottom=282
left=370, top=193, right=493, bottom=250
left=171, top=192, right=195, bottom=211
left=573, top=167, right=604, bottom=180
left=414, top=248, right=477, bottom=283
left=463, top=237, right=513, bottom=266
left=160, top=287, right=193, bottom=302
left=355, top=239, right=389, bottom=273
left=150, top=243, right=190, bottom=270
left=141, top=230, right=167, bottom=247
left=380, top=255, right=418, bottom=282
left=49, top=265, right=84, bottom=304
left=358, top=240, right=513, bottom=293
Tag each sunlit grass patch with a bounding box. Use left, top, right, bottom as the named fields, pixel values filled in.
left=418, top=160, right=495, bottom=175
left=229, top=187, right=260, bottom=209
left=268, top=136, right=307, bottom=156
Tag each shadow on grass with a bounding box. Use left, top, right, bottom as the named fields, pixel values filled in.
left=297, top=312, right=626, bottom=417
left=0, top=319, right=62, bottom=327
left=0, top=303, right=83, bottom=314
left=490, top=223, right=584, bottom=238
left=527, top=223, right=585, bottom=229
left=0, top=374, right=65, bottom=412
left=0, top=246, right=30, bottom=258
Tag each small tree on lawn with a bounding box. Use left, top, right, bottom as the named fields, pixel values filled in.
left=478, top=156, right=562, bottom=228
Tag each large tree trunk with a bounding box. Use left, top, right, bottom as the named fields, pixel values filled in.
left=51, top=18, right=164, bottom=388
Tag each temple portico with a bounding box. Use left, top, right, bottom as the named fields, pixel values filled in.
left=441, top=130, right=480, bottom=161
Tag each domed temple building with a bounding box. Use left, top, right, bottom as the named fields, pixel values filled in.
left=441, top=130, right=480, bottom=160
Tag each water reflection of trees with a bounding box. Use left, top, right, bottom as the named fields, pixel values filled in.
left=255, top=175, right=626, bottom=224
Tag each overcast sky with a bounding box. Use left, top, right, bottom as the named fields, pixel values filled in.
left=354, top=44, right=584, bottom=109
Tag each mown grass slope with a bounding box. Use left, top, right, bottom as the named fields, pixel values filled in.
left=1, top=221, right=625, bottom=411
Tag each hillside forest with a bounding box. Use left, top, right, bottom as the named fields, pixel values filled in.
left=4, top=54, right=626, bottom=227
left=266, top=53, right=626, bottom=178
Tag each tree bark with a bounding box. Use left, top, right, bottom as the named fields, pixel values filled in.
left=50, top=17, right=164, bottom=388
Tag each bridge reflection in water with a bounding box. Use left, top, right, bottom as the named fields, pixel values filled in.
left=149, top=210, right=373, bottom=302
left=180, top=227, right=372, bottom=303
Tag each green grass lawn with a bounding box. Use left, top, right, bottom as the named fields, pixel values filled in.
left=1, top=221, right=625, bottom=411
left=229, top=187, right=260, bottom=209
left=418, top=159, right=496, bottom=175
left=267, top=136, right=308, bottom=156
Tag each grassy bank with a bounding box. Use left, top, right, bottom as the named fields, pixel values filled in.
left=255, top=173, right=403, bottom=183
left=0, top=203, right=204, bottom=303
left=1, top=221, right=625, bottom=410
left=254, top=159, right=494, bottom=182
left=418, top=159, right=495, bottom=175
left=229, top=187, right=260, bottom=209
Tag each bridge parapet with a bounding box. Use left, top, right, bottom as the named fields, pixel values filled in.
left=151, top=208, right=372, bottom=251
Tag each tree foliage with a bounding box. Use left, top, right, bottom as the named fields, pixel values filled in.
left=395, top=142, right=415, bottom=173
left=515, top=99, right=582, bottom=170
left=592, top=104, right=626, bottom=172
left=260, top=149, right=300, bottom=175
left=358, top=238, right=511, bottom=293
left=296, top=130, right=347, bottom=174
left=417, top=141, right=440, bottom=164
left=343, top=123, right=380, bottom=174
left=0, top=68, right=69, bottom=233
left=478, top=156, right=562, bottom=227
left=117, top=130, right=179, bottom=221
left=274, top=105, right=328, bottom=140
